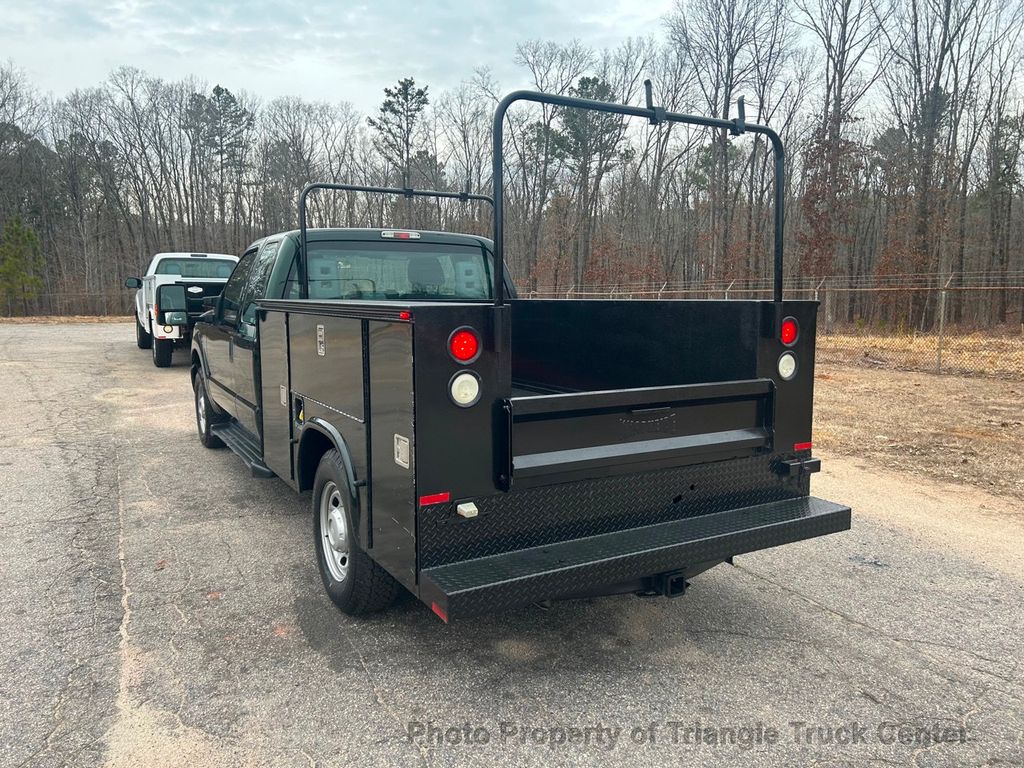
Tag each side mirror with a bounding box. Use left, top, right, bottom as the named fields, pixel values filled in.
left=124, top=277, right=142, bottom=289
left=202, top=295, right=221, bottom=313
left=155, top=284, right=188, bottom=325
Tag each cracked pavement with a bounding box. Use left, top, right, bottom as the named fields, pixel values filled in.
left=0, top=322, right=1022, bottom=767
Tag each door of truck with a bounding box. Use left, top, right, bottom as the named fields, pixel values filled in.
left=232, top=239, right=281, bottom=435
left=203, top=246, right=258, bottom=412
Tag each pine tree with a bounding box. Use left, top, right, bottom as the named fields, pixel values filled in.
left=367, top=78, right=429, bottom=187
left=0, top=216, right=43, bottom=315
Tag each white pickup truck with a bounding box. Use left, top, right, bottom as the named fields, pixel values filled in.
left=125, top=252, right=238, bottom=367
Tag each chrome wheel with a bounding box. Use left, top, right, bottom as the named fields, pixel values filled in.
left=319, top=481, right=349, bottom=582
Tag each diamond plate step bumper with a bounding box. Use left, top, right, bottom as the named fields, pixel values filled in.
left=420, top=496, right=850, bottom=619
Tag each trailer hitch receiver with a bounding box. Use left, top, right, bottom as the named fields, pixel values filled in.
left=657, top=571, right=690, bottom=598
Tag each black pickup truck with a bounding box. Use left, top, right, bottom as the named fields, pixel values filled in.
left=190, top=87, right=850, bottom=622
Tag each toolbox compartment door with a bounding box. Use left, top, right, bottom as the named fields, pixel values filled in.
left=503, top=379, right=773, bottom=487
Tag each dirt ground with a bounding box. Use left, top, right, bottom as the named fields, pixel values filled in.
left=814, top=362, right=1024, bottom=503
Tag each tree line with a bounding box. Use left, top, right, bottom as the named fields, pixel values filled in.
left=0, top=0, right=1022, bottom=328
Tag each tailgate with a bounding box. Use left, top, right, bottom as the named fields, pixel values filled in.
left=178, top=281, right=225, bottom=318
left=501, top=379, right=773, bottom=488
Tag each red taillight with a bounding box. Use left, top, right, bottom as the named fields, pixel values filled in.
left=431, top=602, right=449, bottom=623
left=794, top=441, right=812, bottom=452
left=398, top=310, right=411, bottom=321
left=781, top=317, right=799, bottom=346
left=449, top=329, right=479, bottom=362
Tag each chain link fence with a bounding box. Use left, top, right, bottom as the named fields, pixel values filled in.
left=527, top=274, right=1024, bottom=380
left=5, top=274, right=1023, bottom=379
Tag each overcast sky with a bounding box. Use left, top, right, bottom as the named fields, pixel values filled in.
left=2, top=0, right=675, bottom=113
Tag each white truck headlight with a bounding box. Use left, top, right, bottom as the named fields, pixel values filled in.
left=778, top=352, right=797, bottom=380
left=449, top=371, right=481, bottom=407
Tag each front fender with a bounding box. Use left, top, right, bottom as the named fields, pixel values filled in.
left=190, top=332, right=210, bottom=386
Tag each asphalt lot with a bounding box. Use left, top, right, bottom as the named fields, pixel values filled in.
left=1, top=322, right=1022, bottom=768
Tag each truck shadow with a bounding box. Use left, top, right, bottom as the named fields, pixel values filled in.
left=293, top=566, right=814, bottom=682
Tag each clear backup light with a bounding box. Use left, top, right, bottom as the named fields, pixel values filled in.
left=778, top=352, right=798, bottom=380
left=449, top=371, right=481, bottom=407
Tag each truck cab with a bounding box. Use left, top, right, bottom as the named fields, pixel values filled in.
left=190, top=88, right=850, bottom=623
left=125, top=251, right=237, bottom=367
left=191, top=228, right=507, bottom=439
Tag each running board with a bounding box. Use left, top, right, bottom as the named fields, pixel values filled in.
left=211, top=421, right=274, bottom=478
left=420, top=496, right=850, bottom=619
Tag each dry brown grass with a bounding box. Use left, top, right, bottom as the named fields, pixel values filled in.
left=819, top=330, right=1024, bottom=378
left=814, top=362, right=1024, bottom=501
left=0, top=315, right=131, bottom=324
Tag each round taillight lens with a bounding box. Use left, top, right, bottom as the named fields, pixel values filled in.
left=781, top=317, right=799, bottom=346
left=449, top=329, right=479, bottom=362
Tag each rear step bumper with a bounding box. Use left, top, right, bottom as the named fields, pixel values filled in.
left=420, top=496, right=850, bottom=619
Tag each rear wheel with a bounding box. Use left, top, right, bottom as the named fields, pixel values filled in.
left=193, top=374, right=224, bottom=448
left=152, top=337, right=173, bottom=367
left=313, top=449, right=400, bottom=615
left=136, top=317, right=152, bottom=349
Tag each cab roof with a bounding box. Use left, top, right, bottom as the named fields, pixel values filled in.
left=246, top=228, right=494, bottom=253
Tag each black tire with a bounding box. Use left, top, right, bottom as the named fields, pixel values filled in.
left=193, top=374, right=224, bottom=449
left=136, top=317, right=152, bottom=349
left=152, top=337, right=173, bottom=367
left=313, top=449, right=400, bottom=615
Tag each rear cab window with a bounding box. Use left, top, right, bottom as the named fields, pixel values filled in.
left=284, top=241, right=493, bottom=301
left=155, top=258, right=236, bottom=279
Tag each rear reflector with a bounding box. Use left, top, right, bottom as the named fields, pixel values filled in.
left=794, top=441, right=813, bottom=452
left=398, top=310, right=411, bottom=321
left=431, top=602, right=449, bottom=623
left=419, top=492, right=451, bottom=506
left=381, top=230, right=421, bottom=240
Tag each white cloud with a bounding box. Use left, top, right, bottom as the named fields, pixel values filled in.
left=0, top=0, right=674, bottom=111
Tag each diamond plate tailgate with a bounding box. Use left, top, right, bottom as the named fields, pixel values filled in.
left=420, top=496, right=850, bottom=619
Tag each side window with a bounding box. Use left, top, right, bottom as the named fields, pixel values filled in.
left=221, top=248, right=258, bottom=325
left=283, top=255, right=301, bottom=299
left=240, top=241, right=281, bottom=328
